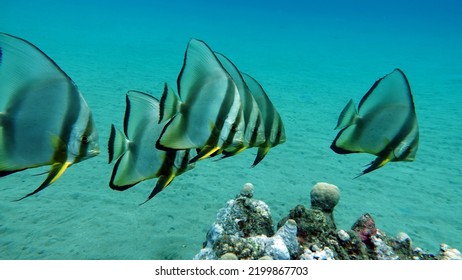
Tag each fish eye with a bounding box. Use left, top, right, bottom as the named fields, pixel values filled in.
left=81, top=135, right=90, bottom=144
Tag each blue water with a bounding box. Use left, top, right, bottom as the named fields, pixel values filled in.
left=1, top=0, right=461, bottom=259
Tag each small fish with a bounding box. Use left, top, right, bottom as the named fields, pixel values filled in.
left=331, top=68, right=419, bottom=176
left=108, top=90, right=194, bottom=204
left=0, top=32, right=99, bottom=200
left=241, top=73, right=286, bottom=167
left=214, top=52, right=266, bottom=158
left=156, top=39, right=244, bottom=163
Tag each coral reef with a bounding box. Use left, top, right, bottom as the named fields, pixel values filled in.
left=194, top=182, right=460, bottom=260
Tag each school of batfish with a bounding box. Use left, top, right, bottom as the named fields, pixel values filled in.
left=0, top=33, right=419, bottom=203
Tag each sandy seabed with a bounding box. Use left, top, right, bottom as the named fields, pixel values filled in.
left=1, top=0, right=461, bottom=259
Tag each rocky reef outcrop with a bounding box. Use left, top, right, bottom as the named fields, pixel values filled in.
left=194, top=182, right=461, bottom=260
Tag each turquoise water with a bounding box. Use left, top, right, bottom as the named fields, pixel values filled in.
left=1, top=0, right=461, bottom=259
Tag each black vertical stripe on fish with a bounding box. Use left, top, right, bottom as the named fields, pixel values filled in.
left=274, top=118, right=284, bottom=145
left=158, top=83, right=180, bottom=123
left=54, top=85, right=81, bottom=157
left=107, top=124, right=117, bottom=164
left=158, top=83, right=168, bottom=123
left=75, top=111, right=96, bottom=163
left=249, top=114, right=262, bottom=147
left=215, top=52, right=265, bottom=155
left=178, top=149, right=193, bottom=172
left=123, top=93, right=132, bottom=136
left=189, top=78, right=241, bottom=163
left=242, top=73, right=286, bottom=166
left=222, top=104, right=243, bottom=152
left=215, top=53, right=254, bottom=133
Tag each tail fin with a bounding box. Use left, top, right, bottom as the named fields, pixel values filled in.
left=335, top=99, right=359, bottom=130
left=107, top=124, right=129, bottom=164
left=159, top=83, right=180, bottom=123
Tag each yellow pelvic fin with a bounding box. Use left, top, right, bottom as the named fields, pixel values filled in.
left=357, top=156, right=392, bottom=178
left=252, top=145, right=271, bottom=167
left=140, top=173, right=176, bottom=205
left=190, top=146, right=220, bottom=163
left=15, top=161, right=72, bottom=201
left=48, top=161, right=72, bottom=185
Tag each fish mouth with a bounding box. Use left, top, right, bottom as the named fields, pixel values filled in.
left=89, top=145, right=101, bottom=157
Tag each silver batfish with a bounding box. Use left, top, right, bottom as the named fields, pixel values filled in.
left=331, top=68, right=419, bottom=176
left=0, top=33, right=99, bottom=199
left=156, top=39, right=244, bottom=163
left=242, top=73, right=286, bottom=167
left=215, top=52, right=266, bottom=159
left=108, top=90, right=194, bottom=204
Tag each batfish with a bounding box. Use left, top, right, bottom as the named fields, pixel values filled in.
left=0, top=33, right=99, bottom=200
left=242, top=73, right=286, bottom=167
left=214, top=52, right=265, bottom=158
left=156, top=39, right=244, bottom=163
left=108, top=90, right=194, bottom=204
left=331, top=68, right=419, bottom=176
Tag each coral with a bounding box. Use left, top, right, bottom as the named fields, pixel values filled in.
left=261, top=219, right=301, bottom=259
left=337, top=229, right=350, bottom=242
left=310, top=182, right=340, bottom=212
left=310, top=182, right=340, bottom=229
left=370, top=230, right=398, bottom=260
left=333, top=229, right=368, bottom=260
left=194, top=182, right=459, bottom=260
left=439, top=244, right=462, bottom=260
left=278, top=205, right=335, bottom=245
left=351, top=213, right=377, bottom=245
left=240, top=182, right=254, bottom=198
left=299, top=246, right=335, bottom=260
left=194, top=183, right=275, bottom=260
left=213, top=235, right=262, bottom=259
left=393, top=232, right=413, bottom=256
left=212, top=182, right=273, bottom=239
